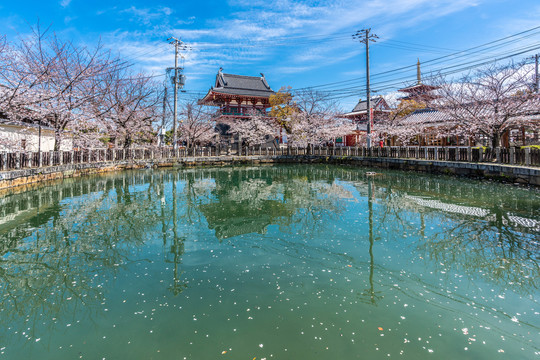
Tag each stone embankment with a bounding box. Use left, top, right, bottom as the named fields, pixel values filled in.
left=0, top=155, right=539, bottom=191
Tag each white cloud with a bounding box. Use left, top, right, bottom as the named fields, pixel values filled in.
left=60, top=0, right=72, bottom=7
left=122, top=6, right=174, bottom=25
left=100, top=0, right=485, bottom=93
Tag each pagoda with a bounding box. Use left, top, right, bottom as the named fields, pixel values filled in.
left=398, top=59, right=439, bottom=104
left=198, top=68, right=276, bottom=121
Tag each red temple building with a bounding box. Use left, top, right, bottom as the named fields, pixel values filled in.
left=198, top=68, right=277, bottom=149
left=198, top=68, right=275, bottom=121
left=342, top=96, right=392, bottom=146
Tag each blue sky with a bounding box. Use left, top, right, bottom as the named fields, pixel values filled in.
left=1, top=0, right=539, bottom=110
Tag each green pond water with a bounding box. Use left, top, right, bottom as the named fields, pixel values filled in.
left=0, top=165, right=538, bottom=359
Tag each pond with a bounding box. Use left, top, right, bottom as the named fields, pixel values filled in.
left=0, top=165, right=538, bottom=359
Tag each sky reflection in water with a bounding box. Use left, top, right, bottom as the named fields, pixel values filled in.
left=0, top=165, right=538, bottom=359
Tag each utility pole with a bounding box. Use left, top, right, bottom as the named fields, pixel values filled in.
left=353, top=28, right=378, bottom=147
left=527, top=53, right=539, bottom=93
left=167, top=37, right=188, bottom=150
left=160, top=82, right=167, bottom=147
left=169, top=37, right=181, bottom=150
left=535, top=53, right=539, bottom=93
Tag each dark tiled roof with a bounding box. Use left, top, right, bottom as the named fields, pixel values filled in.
left=400, top=108, right=450, bottom=125
left=401, top=107, right=540, bottom=127
left=210, top=87, right=276, bottom=97
left=199, top=69, right=276, bottom=105
left=0, top=116, right=55, bottom=131
left=213, top=70, right=275, bottom=97
left=351, top=96, right=387, bottom=113
left=398, top=83, right=439, bottom=93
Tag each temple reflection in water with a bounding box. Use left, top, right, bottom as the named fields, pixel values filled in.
left=0, top=165, right=538, bottom=359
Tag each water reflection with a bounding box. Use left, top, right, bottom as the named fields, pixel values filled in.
left=196, top=167, right=351, bottom=239
left=0, top=165, right=538, bottom=358
left=363, top=172, right=539, bottom=294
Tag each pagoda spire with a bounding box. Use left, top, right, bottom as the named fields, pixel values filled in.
left=417, top=58, right=421, bottom=84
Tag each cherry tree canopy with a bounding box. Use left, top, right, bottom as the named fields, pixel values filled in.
left=434, top=62, right=540, bottom=147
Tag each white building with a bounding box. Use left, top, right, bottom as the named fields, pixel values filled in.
left=0, top=119, right=72, bottom=152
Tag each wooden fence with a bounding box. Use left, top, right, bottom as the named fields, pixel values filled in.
left=1, top=146, right=539, bottom=171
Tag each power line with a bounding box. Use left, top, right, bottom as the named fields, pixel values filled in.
left=291, top=25, right=540, bottom=92
left=314, top=43, right=540, bottom=102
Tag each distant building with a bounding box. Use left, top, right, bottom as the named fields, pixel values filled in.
left=397, top=108, right=461, bottom=146
left=390, top=61, right=452, bottom=146
left=397, top=59, right=440, bottom=105
left=342, top=96, right=391, bottom=146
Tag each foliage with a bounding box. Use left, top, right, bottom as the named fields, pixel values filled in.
left=0, top=24, right=163, bottom=150
left=434, top=61, right=540, bottom=148
left=269, top=86, right=296, bottom=131
left=177, top=100, right=216, bottom=149
left=389, top=99, right=426, bottom=120
left=225, top=110, right=277, bottom=146
left=287, top=89, right=354, bottom=146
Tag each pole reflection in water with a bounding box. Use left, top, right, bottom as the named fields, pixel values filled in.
left=166, top=179, right=187, bottom=295
left=0, top=165, right=537, bottom=360
left=360, top=175, right=382, bottom=305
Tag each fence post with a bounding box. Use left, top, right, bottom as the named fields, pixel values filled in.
left=525, top=147, right=531, bottom=166
left=15, top=152, right=21, bottom=169
left=467, top=147, right=472, bottom=162
left=1, top=152, right=6, bottom=171
left=424, top=147, right=428, bottom=159
left=48, top=151, right=53, bottom=166
left=478, top=147, right=483, bottom=162
left=496, top=147, right=501, bottom=163
left=509, top=147, right=515, bottom=165
left=434, top=147, right=438, bottom=161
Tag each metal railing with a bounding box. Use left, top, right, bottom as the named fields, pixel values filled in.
left=1, top=146, right=539, bottom=171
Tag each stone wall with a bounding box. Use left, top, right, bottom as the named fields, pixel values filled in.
left=0, top=155, right=538, bottom=191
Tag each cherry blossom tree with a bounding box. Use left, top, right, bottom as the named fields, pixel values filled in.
left=177, top=100, right=216, bottom=149
left=373, top=99, right=427, bottom=145
left=0, top=25, right=119, bottom=150
left=225, top=110, right=278, bottom=148
left=434, top=62, right=540, bottom=148
left=92, top=70, right=161, bottom=148
left=287, top=89, right=355, bottom=147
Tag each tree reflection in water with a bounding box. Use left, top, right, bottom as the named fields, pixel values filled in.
left=0, top=165, right=538, bottom=356
left=362, top=171, right=540, bottom=295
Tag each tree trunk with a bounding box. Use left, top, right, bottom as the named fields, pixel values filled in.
left=491, top=132, right=500, bottom=149
left=123, top=136, right=132, bottom=149
left=54, top=131, right=62, bottom=151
